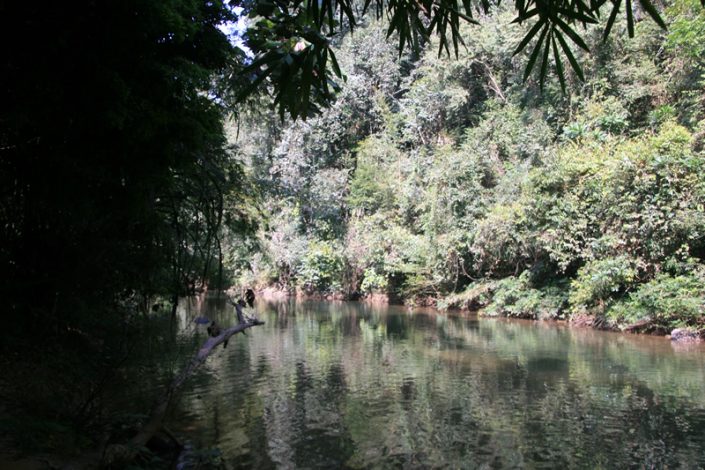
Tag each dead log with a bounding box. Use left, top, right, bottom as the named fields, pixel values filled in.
left=104, top=318, right=265, bottom=467
left=623, top=319, right=651, bottom=333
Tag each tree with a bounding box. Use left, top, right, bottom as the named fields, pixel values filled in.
left=0, top=0, right=254, bottom=327
left=0, top=0, right=258, bottom=447
left=232, top=0, right=695, bottom=118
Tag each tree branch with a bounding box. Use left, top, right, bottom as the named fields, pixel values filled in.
left=472, top=60, right=506, bottom=103
left=104, top=318, right=265, bottom=466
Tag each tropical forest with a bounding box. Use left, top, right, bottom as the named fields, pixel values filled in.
left=2, top=0, right=705, bottom=468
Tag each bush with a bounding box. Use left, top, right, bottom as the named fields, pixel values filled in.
left=569, top=256, right=639, bottom=314
left=360, top=267, right=388, bottom=293
left=297, top=241, right=345, bottom=293
left=648, top=105, right=677, bottom=128
left=561, top=96, right=629, bottom=141
left=470, top=202, right=533, bottom=276
left=483, top=274, right=568, bottom=320
left=608, top=271, right=705, bottom=332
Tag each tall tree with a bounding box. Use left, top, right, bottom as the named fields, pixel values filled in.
left=0, top=1, right=249, bottom=343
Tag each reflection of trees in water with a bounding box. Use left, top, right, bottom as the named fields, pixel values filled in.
left=447, top=317, right=705, bottom=404
left=430, top=316, right=705, bottom=467
left=171, top=298, right=705, bottom=468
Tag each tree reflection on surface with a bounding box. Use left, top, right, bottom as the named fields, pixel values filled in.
left=173, top=298, right=705, bottom=469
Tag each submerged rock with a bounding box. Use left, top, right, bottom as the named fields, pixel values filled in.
left=669, top=328, right=702, bottom=343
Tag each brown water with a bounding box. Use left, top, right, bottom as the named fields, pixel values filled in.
left=171, top=297, right=705, bottom=468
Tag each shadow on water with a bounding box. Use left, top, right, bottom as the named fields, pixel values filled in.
left=170, top=297, right=705, bottom=469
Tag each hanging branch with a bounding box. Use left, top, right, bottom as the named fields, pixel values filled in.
left=103, top=318, right=265, bottom=466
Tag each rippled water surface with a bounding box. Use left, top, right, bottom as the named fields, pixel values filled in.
left=171, top=297, right=705, bottom=468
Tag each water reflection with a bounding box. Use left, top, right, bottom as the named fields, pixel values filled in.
left=172, top=298, right=705, bottom=468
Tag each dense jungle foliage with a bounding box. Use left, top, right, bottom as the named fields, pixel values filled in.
left=1, top=0, right=704, bottom=462
left=0, top=0, right=259, bottom=456
left=231, top=0, right=705, bottom=335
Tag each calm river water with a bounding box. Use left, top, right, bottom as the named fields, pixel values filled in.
left=170, top=297, right=705, bottom=468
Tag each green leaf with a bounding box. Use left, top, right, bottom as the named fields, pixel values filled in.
left=399, top=18, right=408, bottom=56
left=329, top=48, right=343, bottom=78
left=310, top=0, right=320, bottom=26
left=340, top=1, right=356, bottom=29
left=603, top=0, right=621, bottom=42
left=427, top=15, right=439, bottom=37
left=320, top=48, right=329, bottom=95
left=591, top=0, right=610, bottom=14
left=462, top=0, right=473, bottom=17
left=638, top=0, right=667, bottom=29
left=513, top=20, right=546, bottom=56
left=300, top=50, right=315, bottom=117
left=236, top=67, right=275, bottom=102
left=540, top=30, right=552, bottom=89
left=553, top=16, right=591, bottom=52
left=523, top=23, right=549, bottom=82
left=552, top=33, right=567, bottom=92
left=327, top=0, right=335, bottom=32
left=573, top=0, right=594, bottom=15
left=452, top=19, right=460, bottom=58
left=455, top=10, right=479, bottom=24
left=555, top=7, right=598, bottom=24
left=240, top=52, right=285, bottom=75
left=555, top=29, right=585, bottom=80
left=511, top=8, right=540, bottom=24
left=448, top=11, right=467, bottom=58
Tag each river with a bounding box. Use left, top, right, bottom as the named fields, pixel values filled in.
left=169, top=296, right=705, bottom=468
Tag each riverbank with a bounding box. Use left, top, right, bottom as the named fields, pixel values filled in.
left=253, top=284, right=705, bottom=343
left=452, top=278, right=704, bottom=341
left=250, top=285, right=392, bottom=304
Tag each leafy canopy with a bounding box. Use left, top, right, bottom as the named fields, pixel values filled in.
left=232, top=0, right=699, bottom=117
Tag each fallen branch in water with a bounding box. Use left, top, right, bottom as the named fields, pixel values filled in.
left=103, top=318, right=265, bottom=467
